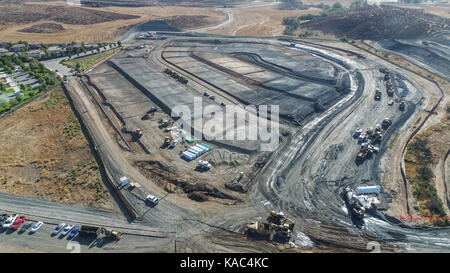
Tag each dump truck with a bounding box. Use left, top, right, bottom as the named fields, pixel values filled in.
left=79, top=225, right=101, bottom=237
left=101, top=227, right=123, bottom=240
left=344, top=187, right=366, bottom=219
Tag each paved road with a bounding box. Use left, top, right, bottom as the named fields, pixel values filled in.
left=42, top=45, right=118, bottom=77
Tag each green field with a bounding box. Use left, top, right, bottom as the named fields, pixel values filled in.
left=62, top=48, right=120, bottom=72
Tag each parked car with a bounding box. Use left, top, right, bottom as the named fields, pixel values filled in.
left=209, top=95, right=215, bottom=100
left=68, top=226, right=81, bottom=239
left=388, top=100, right=394, bottom=106
left=52, top=223, right=66, bottom=236
left=203, top=92, right=209, bottom=96
left=2, top=214, right=18, bottom=229
left=30, top=221, right=44, bottom=234
left=146, top=195, right=159, bottom=205
left=11, top=216, right=26, bottom=229
left=0, top=214, right=9, bottom=225
left=61, top=224, right=74, bottom=237
left=18, top=222, right=32, bottom=233
left=220, top=102, right=225, bottom=107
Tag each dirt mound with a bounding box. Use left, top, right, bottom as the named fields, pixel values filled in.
left=19, top=23, right=65, bottom=34
left=0, top=4, right=139, bottom=26
left=134, top=160, right=239, bottom=203
left=300, top=5, right=449, bottom=40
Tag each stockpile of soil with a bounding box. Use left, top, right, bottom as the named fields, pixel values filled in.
left=19, top=23, right=65, bottom=33
left=301, top=5, right=449, bottom=40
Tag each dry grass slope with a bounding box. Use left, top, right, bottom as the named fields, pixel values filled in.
left=0, top=87, right=113, bottom=209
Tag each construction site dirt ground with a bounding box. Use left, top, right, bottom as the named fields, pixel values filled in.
left=324, top=39, right=449, bottom=223
left=0, top=87, right=116, bottom=210
left=83, top=62, right=258, bottom=206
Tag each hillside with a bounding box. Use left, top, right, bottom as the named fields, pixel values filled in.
left=300, top=5, right=449, bottom=40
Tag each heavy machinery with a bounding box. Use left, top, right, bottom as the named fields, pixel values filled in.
left=357, top=145, right=371, bottom=161
left=159, top=119, right=173, bottom=128
left=164, top=136, right=173, bottom=146
left=198, top=160, right=211, bottom=170
left=374, top=90, right=381, bottom=100
left=133, top=128, right=143, bottom=139
left=79, top=225, right=101, bottom=237
left=245, top=211, right=295, bottom=242
left=399, top=101, right=406, bottom=111
left=343, top=187, right=366, bottom=219
left=101, top=227, right=123, bottom=240
left=382, top=118, right=392, bottom=128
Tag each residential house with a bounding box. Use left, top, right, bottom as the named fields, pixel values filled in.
left=28, top=42, right=41, bottom=50
left=0, top=41, right=9, bottom=48
left=27, top=49, right=41, bottom=59
left=47, top=46, right=62, bottom=54
left=11, top=44, right=26, bottom=52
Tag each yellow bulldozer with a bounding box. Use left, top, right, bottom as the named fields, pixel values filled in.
left=245, top=211, right=295, bottom=242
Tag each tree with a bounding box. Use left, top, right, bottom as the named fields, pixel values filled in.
left=76, top=62, right=81, bottom=71
left=332, top=2, right=343, bottom=9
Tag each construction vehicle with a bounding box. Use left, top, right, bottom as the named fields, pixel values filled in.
left=164, top=136, right=173, bottom=146
left=79, top=225, right=101, bottom=237
left=177, top=76, right=188, bottom=84
left=133, top=128, right=143, bottom=139
left=379, top=67, right=388, bottom=74
left=169, top=139, right=178, bottom=149
left=399, top=101, right=406, bottom=111
left=373, top=131, right=383, bottom=143
left=100, top=227, right=123, bottom=240
left=374, top=90, right=381, bottom=100
left=357, top=133, right=366, bottom=144
left=356, top=146, right=370, bottom=161
left=245, top=211, right=295, bottom=242
left=229, top=172, right=244, bottom=183
left=198, top=160, right=211, bottom=170
left=382, top=118, right=392, bottom=128
left=387, top=88, right=394, bottom=97
left=343, top=187, right=366, bottom=219
left=159, top=119, right=173, bottom=128
left=245, top=221, right=271, bottom=239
